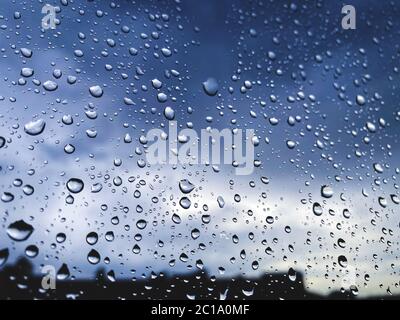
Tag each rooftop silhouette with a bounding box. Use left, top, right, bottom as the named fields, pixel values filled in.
left=0, top=258, right=362, bottom=300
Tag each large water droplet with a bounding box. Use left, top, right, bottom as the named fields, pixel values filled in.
left=217, top=196, right=225, bottom=208
left=66, top=178, right=84, bottom=193
left=132, top=244, right=141, bottom=254
left=24, top=119, right=46, bottom=136
left=0, top=248, right=9, bottom=266
left=57, top=264, right=70, bottom=280
left=191, top=228, right=200, bottom=239
left=136, top=219, right=147, bottom=230
left=321, top=185, right=333, bottom=198
left=64, top=144, right=75, bottom=154
left=87, top=249, right=100, bottom=264
left=0, top=136, right=5, bottom=148
left=179, top=197, right=191, bottom=209
left=7, top=220, right=34, bottom=241
left=338, top=255, right=348, bottom=268
left=172, top=213, right=181, bottom=224
left=390, top=194, right=400, bottom=205
left=86, top=232, right=98, bottom=245
left=43, top=80, right=58, bottom=91
left=179, top=179, right=195, bottom=194
left=202, top=78, right=218, bottom=96
left=25, top=245, right=39, bottom=258
left=356, top=94, right=365, bottom=106
left=313, top=202, right=323, bottom=216
left=288, top=267, right=297, bottom=281
left=373, top=163, right=383, bottom=173
left=21, top=67, right=34, bottom=77
left=89, top=85, right=103, bottom=98
left=21, top=48, right=33, bottom=58
left=164, top=106, right=175, bottom=120
left=286, top=140, right=296, bottom=149
left=1, top=192, right=14, bottom=202
left=22, top=185, right=34, bottom=196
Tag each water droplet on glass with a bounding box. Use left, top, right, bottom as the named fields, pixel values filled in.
left=356, top=94, right=366, bottom=106
left=87, top=249, right=100, bottom=264
left=7, top=220, right=34, bottom=241
left=86, top=232, right=98, bottom=245
left=288, top=267, right=297, bottom=281
left=179, top=179, right=195, bottom=194
left=21, top=67, right=34, bottom=77
left=56, top=233, right=66, bottom=243
left=24, top=119, right=46, bottom=136
left=202, top=78, right=218, bottom=96
left=338, top=255, right=348, bottom=268
left=89, top=85, right=103, bottom=98
left=43, top=80, right=58, bottom=91
left=0, top=136, right=5, bottom=148
left=179, top=197, right=191, bottom=209
left=0, top=248, right=9, bottom=266
left=172, top=213, right=181, bottom=224
left=313, top=202, right=323, bottom=216
left=136, top=219, right=147, bottom=230
left=21, top=48, right=33, bottom=58
left=321, top=185, right=333, bottom=198
left=286, top=140, right=296, bottom=149
left=390, top=194, right=400, bottom=205
left=22, top=185, right=34, bottom=196
left=57, top=264, right=70, bottom=280
left=132, top=244, right=141, bottom=254
left=25, top=245, right=39, bottom=258
left=1, top=192, right=14, bottom=202
left=66, top=178, right=84, bottom=193
left=373, top=163, right=383, bottom=173
left=191, top=228, right=200, bottom=239
left=217, top=196, right=225, bottom=208
left=164, top=106, right=175, bottom=120
left=64, top=144, right=75, bottom=154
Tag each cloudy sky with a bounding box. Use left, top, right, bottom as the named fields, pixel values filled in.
left=1, top=0, right=400, bottom=298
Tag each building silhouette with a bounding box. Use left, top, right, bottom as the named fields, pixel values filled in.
left=0, top=258, right=373, bottom=300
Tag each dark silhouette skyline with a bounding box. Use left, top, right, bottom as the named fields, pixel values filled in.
left=0, top=258, right=359, bottom=300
